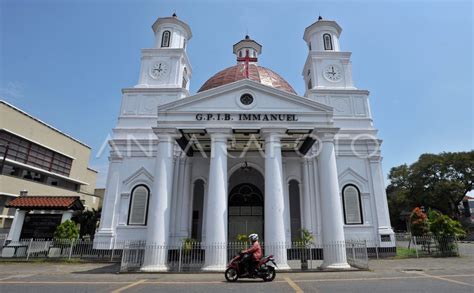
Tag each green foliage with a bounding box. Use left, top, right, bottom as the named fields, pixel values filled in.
left=428, top=210, right=466, bottom=238
left=181, top=238, right=196, bottom=252
left=409, top=207, right=429, bottom=236
left=296, top=228, right=314, bottom=246
left=72, top=208, right=101, bottom=239
left=387, top=151, right=474, bottom=230
left=235, top=234, right=249, bottom=243
left=54, top=220, right=79, bottom=240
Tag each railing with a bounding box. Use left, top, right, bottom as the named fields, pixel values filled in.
left=121, top=240, right=369, bottom=272
left=395, top=233, right=462, bottom=258
left=0, top=238, right=369, bottom=272
left=1, top=238, right=123, bottom=261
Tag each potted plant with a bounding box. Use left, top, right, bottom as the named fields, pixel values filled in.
left=296, top=229, right=314, bottom=270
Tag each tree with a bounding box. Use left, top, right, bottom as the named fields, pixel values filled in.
left=72, top=208, right=101, bottom=239
left=54, top=220, right=79, bottom=240
left=387, top=164, right=412, bottom=230
left=387, top=151, right=473, bottom=230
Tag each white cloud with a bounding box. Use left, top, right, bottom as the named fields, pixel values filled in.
left=0, top=81, right=25, bottom=100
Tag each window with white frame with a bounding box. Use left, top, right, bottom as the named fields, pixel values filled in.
left=323, top=33, right=333, bottom=50
left=128, top=185, right=149, bottom=225
left=342, top=184, right=363, bottom=224
left=161, top=30, right=171, bottom=47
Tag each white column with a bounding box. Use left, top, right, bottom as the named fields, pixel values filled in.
left=318, top=132, right=350, bottom=269
left=301, top=158, right=312, bottom=232
left=94, top=157, right=122, bottom=247
left=7, top=209, right=26, bottom=242
left=61, top=210, right=73, bottom=222
left=141, top=129, right=177, bottom=272
left=369, top=156, right=394, bottom=246
left=262, top=129, right=290, bottom=269
left=202, top=129, right=231, bottom=271
left=180, top=158, right=192, bottom=237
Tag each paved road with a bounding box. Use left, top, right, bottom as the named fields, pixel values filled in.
left=0, top=256, right=473, bottom=292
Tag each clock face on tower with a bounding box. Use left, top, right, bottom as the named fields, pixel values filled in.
left=149, top=62, right=169, bottom=79
left=323, top=65, right=343, bottom=82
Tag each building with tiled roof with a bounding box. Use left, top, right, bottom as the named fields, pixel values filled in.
left=0, top=101, right=101, bottom=235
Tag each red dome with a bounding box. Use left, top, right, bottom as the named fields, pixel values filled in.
left=198, top=64, right=296, bottom=94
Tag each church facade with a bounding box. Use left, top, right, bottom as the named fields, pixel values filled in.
left=95, top=15, right=395, bottom=271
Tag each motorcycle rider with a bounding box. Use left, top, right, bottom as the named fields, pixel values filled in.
left=241, top=233, right=262, bottom=275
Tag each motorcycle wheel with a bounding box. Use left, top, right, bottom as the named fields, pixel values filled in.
left=225, top=268, right=239, bottom=282
left=263, top=266, right=276, bottom=282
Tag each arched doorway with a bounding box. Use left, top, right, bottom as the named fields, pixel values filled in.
left=228, top=167, right=264, bottom=241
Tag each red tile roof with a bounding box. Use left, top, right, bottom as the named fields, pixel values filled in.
left=198, top=64, right=296, bottom=94
left=6, top=196, right=84, bottom=210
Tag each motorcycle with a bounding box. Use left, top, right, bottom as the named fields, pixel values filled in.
left=224, top=252, right=277, bottom=282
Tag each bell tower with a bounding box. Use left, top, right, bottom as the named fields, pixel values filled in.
left=302, top=17, right=355, bottom=92
left=136, top=13, right=192, bottom=98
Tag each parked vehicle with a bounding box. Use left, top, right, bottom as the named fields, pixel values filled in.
left=224, top=252, right=277, bottom=282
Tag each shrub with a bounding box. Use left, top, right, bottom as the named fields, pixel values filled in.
left=409, top=207, right=429, bottom=236
left=428, top=210, right=466, bottom=238
left=53, top=220, right=79, bottom=240
left=428, top=209, right=466, bottom=256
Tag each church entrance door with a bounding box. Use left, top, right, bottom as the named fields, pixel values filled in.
left=228, top=183, right=264, bottom=242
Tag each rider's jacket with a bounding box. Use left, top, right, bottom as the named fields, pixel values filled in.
left=244, top=241, right=262, bottom=260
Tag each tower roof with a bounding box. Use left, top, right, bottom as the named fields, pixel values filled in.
left=198, top=64, right=296, bottom=94
left=233, top=35, right=262, bottom=56
left=152, top=15, right=192, bottom=39
left=303, top=18, right=342, bottom=42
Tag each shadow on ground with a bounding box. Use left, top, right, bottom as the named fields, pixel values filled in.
left=72, top=263, right=120, bottom=274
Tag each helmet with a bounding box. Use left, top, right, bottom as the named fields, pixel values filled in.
left=249, top=234, right=259, bottom=242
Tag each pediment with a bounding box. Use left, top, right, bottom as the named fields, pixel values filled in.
left=158, top=79, right=333, bottom=114
left=338, top=167, right=369, bottom=192
left=123, top=167, right=154, bottom=187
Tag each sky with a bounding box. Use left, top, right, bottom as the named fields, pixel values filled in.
left=0, top=0, right=472, bottom=187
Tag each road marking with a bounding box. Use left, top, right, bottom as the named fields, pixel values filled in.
left=284, top=277, right=304, bottom=293
left=413, top=272, right=474, bottom=288
left=111, top=279, right=147, bottom=293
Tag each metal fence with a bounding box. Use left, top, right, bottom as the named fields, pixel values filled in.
left=120, top=240, right=368, bottom=272
left=1, top=238, right=123, bottom=262
left=395, top=233, right=463, bottom=258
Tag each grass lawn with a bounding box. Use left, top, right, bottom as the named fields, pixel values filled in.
left=394, top=247, right=418, bottom=259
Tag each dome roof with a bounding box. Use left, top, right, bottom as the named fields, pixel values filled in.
left=198, top=64, right=296, bottom=94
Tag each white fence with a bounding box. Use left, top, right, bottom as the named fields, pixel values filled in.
left=120, top=240, right=369, bottom=272
left=1, top=238, right=123, bottom=261
left=395, top=233, right=465, bottom=258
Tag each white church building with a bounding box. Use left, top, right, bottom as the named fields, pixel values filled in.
left=95, top=14, right=395, bottom=271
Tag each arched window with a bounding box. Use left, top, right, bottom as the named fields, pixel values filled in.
left=161, top=30, right=171, bottom=47
left=128, top=185, right=150, bottom=225
left=191, top=179, right=205, bottom=241
left=323, top=33, right=333, bottom=50
left=342, top=184, right=363, bottom=225
left=182, top=68, right=188, bottom=89
left=289, top=180, right=302, bottom=241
